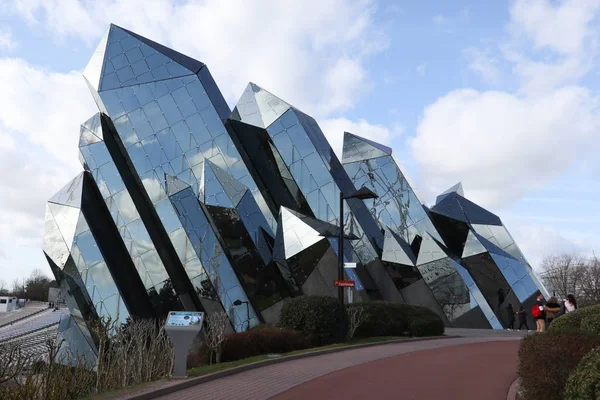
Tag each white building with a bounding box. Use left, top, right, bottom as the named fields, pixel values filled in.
left=0, top=296, right=18, bottom=312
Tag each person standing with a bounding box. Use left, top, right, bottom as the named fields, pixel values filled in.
left=507, top=303, right=515, bottom=330
left=533, top=292, right=546, bottom=333
left=517, top=306, right=530, bottom=331
left=544, top=297, right=561, bottom=327
left=564, top=294, right=578, bottom=313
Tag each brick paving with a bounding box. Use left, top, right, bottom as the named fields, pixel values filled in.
left=157, top=336, right=520, bottom=400
left=274, top=340, right=520, bottom=400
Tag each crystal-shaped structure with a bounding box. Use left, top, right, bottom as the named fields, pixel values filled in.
left=44, top=24, right=549, bottom=356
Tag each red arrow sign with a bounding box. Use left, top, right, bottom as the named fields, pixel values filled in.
left=334, top=280, right=355, bottom=287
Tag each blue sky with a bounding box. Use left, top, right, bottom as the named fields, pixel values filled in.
left=0, top=0, right=598, bottom=286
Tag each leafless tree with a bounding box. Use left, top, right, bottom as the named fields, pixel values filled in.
left=0, top=280, right=8, bottom=296
left=539, top=254, right=586, bottom=300
left=346, top=306, right=366, bottom=341
left=579, top=254, right=600, bottom=306
left=204, top=312, right=229, bottom=364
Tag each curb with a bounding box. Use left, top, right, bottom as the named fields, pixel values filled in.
left=507, top=378, right=520, bottom=400
left=126, top=335, right=457, bottom=400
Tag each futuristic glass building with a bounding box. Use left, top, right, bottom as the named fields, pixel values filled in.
left=43, top=24, right=548, bottom=360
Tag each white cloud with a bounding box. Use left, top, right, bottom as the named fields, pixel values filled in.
left=320, top=117, right=401, bottom=157
left=509, top=0, right=600, bottom=56
left=0, top=58, right=97, bottom=171
left=412, top=87, right=600, bottom=207
left=463, top=47, right=500, bottom=83
left=0, top=28, right=17, bottom=50
left=5, top=0, right=387, bottom=118
left=503, top=219, right=586, bottom=270
left=411, top=0, right=600, bottom=209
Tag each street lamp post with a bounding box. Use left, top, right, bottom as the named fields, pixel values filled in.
left=233, top=299, right=250, bottom=331
left=338, top=187, right=379, bottom=310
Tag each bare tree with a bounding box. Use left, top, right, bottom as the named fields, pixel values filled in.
left=204, top=312, right=229, bottom=365
left=579, top=254, right=600, bottom=306
left=539, top=254, right=586, bottom=300
left=0, top=280, right=8, bottom=296
left=346, top=306, right=366, bottom=341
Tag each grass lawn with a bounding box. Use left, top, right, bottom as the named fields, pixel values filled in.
left=187, top=336, right=405, bottom=377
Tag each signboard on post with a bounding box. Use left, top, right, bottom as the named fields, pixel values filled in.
left=165, top=311, right=204, bottom=378
left=344, top=262, right=357, bottom=269
left=334, top=280, right=355, bottom=287
left=166, top=311, right=203, bottom=327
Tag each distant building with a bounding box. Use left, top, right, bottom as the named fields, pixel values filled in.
left=0, top=296, right=18, bottom=312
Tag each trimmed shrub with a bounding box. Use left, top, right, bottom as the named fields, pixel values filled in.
left=518, top=329, right=600, bottom=400
left=279, top=296, right=348, bottom=346
left=550, top=304, right=600, bottom=332
left=192, top=328, right=308, bottom=366
left=409, top=315, right=445, bottom=337
left=348, top=302, right=444, bottom=338
left=564, top=347, right=600, bottom=400
left=582, top=314, right=600, bottom=335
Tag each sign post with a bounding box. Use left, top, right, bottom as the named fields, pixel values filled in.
left=164, top=311, right=204, bottom=378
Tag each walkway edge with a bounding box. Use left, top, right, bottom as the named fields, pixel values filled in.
left=126, top=335, right=457, bottom=400
left=507, top=377, right=520, bottom=400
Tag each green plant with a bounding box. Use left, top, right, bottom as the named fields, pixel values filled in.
left=279, top=296, right=348, bottom=346
left=348, top=302, right=444, bottom=338
left=564, top=347, right=600, bottom=400
left=193, top=328, right=308, bottom=366
left=409, top=315, right=445, bottom=337
left=550, top=304, right=600, bottom=332
left=518, top=329, right=600, bottom=400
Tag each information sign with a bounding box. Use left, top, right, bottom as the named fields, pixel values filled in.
left=344, top=262, right=357, bottom=269
left=166, top=311, right=204, bottom=328
left=334, top=280, right=355, bottom=287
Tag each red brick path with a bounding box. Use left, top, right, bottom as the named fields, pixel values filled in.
left=274, top=340, right=520, bottom=400
left=157, top=337, right=520, bottom=400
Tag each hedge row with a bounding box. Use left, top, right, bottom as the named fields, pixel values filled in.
left=347, top=301, right=444, bottom=338
left=189, top=296, right=445, bottom=367
left=189, top=328, right=309, bottom=367
left=517, top=305, right=600, bottom=400
left=278, top=296, right=348, bottom=346
left=518, top=329, right=600, bottom=400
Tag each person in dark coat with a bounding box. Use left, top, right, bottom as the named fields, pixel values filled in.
left=516, top=306, right=530, bottom=331
left=507, top=303, right=515, bottom=330
left=544, top=297, right=561, bottom=327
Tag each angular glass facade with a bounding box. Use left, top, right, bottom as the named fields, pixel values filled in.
left=44, top=23, right=548, bottom=354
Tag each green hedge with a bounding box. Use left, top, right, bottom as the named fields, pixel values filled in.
left=550, top=304, right=600, bottom=332
left=189, top=328, right=309, bottom=367
left=279, top=296, right=348, bottom=346
left=348, top=301, right=444, bottom=338
left=565, top=347, right=600, bottom=400
left=518, top=329, right=600, bottom=400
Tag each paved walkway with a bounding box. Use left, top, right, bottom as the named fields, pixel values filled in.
left=157, top=336, right=521, bottom=400
left=274, top=340, right=519, bottom=400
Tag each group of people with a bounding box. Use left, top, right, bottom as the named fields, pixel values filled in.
left=506, top=292, right=577, bottom=332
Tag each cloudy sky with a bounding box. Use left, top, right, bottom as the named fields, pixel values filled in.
left=0, top=0, right=598, bottom=285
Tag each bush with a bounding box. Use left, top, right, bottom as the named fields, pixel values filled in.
left=409, top=315, right=445, bottom=337
left=192, top=328, right=308, bottom=366
left=349, top=302, right=444, bottom=338
left=518, top=329, right=600, bottom=400
left=550, top=304, right=600, bottom=332
left=279, top=296, right=348, bottom=346
left=582, top=314, right=600, bottom=335
left=564, top=347, right=600, bottom=400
